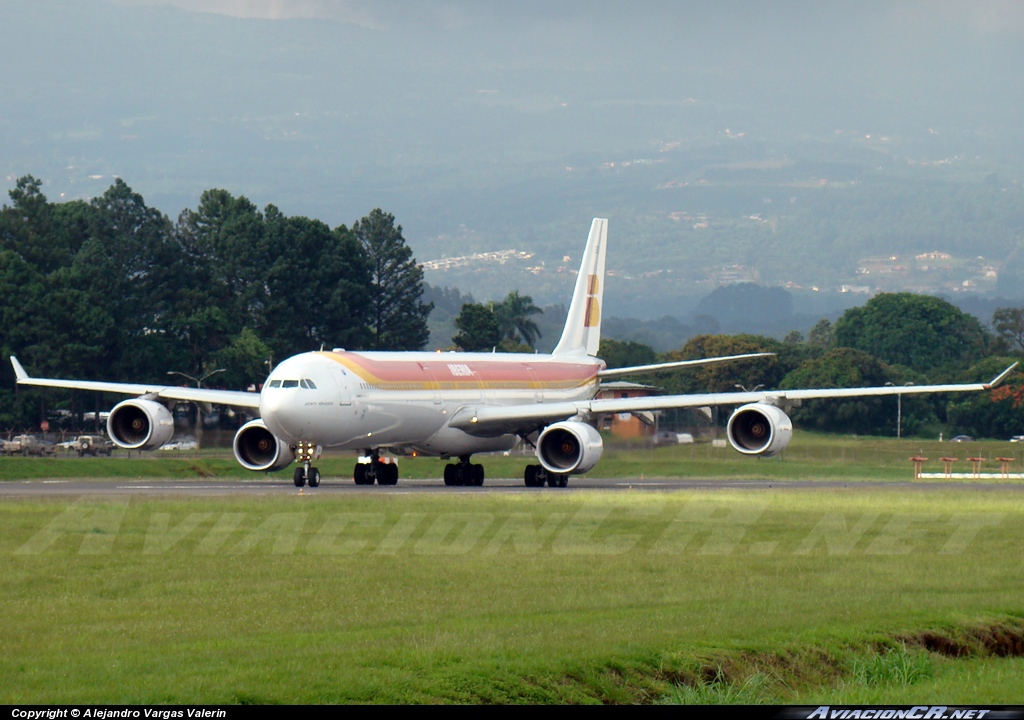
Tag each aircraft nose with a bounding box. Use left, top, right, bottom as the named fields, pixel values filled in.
left=260, top=389, right=306, bottom=441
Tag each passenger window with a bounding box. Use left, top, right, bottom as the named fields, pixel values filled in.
left=282, top=380, right=299, bottom=388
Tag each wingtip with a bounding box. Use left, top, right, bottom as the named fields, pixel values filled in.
left=10, top=356, right=28, bottom=382
left=985, top=361, right=1019, bottom=389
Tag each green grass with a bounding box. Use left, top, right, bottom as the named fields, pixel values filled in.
left=4, top=432, right=1023, bottom=482
left=2, top=487, right=1024, bottom=703
left=659, top=669, right=771, bottom=704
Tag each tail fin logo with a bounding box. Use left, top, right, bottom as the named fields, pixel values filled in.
left=584, top=275, right=601, bottom=328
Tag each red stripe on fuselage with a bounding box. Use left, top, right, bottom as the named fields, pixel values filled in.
left=323, top=351, right=599, bottom=389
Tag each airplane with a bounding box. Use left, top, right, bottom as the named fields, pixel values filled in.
left=9, top=218, right=1018, bottom=489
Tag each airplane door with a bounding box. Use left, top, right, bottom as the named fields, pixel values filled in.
left=525, top=364, right=544, bottom=403
left=324, top=364, right=352, bottom=405
left=418, top=362, right=442, bottom=404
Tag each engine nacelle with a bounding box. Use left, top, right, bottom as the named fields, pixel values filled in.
left=727, top=403, right=793, bottom=457
left=233, top=419, right=294, bottom=472
left=107, top=399, right=175, bottom=450
left=537, top=421, right=604, bottom=475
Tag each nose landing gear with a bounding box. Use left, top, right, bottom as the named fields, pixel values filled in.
left=293, top=441, right=321, bottom=488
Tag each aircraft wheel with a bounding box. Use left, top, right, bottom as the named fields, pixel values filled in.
left=547, top=473, right=568, bottom=488
left=444, top=464, right=465, bottom=486
left=379, top=463, right=398, bottom=486
left=308, top=467, right=321, bottom=488
left=524, top=465, right=542, bottom=488
left=471, top=464, right=484, bottom=486
left=354, top=463, right=368, bottom=485
left=293, top=467, right=306, bottom=488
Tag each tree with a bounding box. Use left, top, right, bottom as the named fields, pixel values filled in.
left=259, top=208, right=372, bottom=356
left=780, top=347, right=935, bottom=435
left=808, top=318, right=834, bottom=349
left=215, top=327, right=273, bottom=390
left=492, top=291, right=543, bottom=348
left=834, top=293, right=992, bottom=373
left=452, top=303, right=500, bottom=351
left=174, top=188, right=266, bottom=333
left=81, top=179, right=177, bottom=380
left=946, top=356, right=1024, bottom=439
left=657, top=334, right=796, bottom=395
left=992, top=307, right=1024, bottom=353
left=598, top=339, right=657, bottom=370
left=349, top=209, right=432, bottom=351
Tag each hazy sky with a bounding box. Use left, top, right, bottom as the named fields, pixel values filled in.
left=107, top=0, right=1024, bottom=34
left=4, top=0, right=1024, bottom=309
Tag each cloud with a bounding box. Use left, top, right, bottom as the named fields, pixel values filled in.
left=102, top=1, right=774, bottom=29
left=107, top=0, right=383, bottom=26
left=107, top=0, right=1024, bottom=36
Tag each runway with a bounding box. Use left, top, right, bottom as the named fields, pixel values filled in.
left=3, top=475, right=1024, bottom=496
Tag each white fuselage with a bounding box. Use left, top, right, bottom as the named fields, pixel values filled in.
left=259, top=350, right=603, bottom=457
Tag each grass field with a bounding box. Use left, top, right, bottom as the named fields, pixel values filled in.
left=4, top=432, right=1024, bottom=483
left=2, top=441, right=1024, bottom=704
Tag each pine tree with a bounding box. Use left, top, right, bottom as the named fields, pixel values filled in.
left=349, top=209, right=432, bottom=351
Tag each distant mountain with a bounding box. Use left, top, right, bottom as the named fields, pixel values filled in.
left=3, top=0, right=1024, bottom=318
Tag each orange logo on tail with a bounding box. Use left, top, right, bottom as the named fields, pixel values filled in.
left=584, top=297, right=600, bottom=327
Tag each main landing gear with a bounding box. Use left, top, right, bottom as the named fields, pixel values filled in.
left=524, top=464, right=568, bottom=488
left=293, top=441, right=321, bottom=488
left=443, top=455, right=484, bottom=486
left=353, top=450, right=399, bottom=486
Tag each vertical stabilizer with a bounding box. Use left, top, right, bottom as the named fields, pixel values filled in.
left=552, top=218, right=608, bottom=357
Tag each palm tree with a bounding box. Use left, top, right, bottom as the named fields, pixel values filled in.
left=492, top=291, right=543, bottom=348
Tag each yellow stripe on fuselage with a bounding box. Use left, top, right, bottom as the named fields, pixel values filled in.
left=319, top=352, right=597, bottom=393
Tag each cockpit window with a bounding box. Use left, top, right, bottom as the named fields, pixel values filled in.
left=269, top=379, right=315, bottom=389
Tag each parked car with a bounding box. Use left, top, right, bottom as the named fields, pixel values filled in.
left=2, top=434, right=56, bottom=456
left=951, top=435, right=975, bottom=442
left=1010, top=435, right=1024, bottom=443
left=73, top=435, right=114, bottom=457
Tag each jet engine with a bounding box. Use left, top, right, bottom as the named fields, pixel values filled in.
left=537, top=421, right=604, bottom=475
left=233, top=419, right=294, bottom=471
left=106, top=399, right=175, bottom=450
left=726, top=403, right=793, bottom=457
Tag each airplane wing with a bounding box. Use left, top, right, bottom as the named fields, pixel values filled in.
left=10, top=356, right=263, bottom=409
left=449, top=362, right=1018, bottom=436
left=598, top=352, right=775, bottom=379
